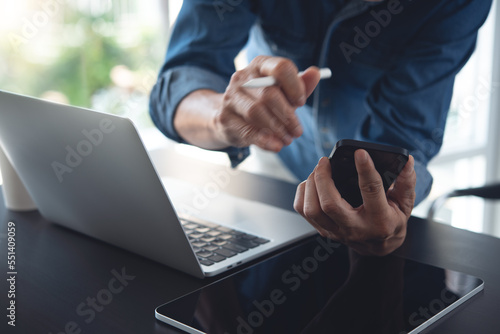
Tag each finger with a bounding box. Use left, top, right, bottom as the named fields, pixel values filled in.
left=216, top=107, right=280, bottom=151
left=388, top=155, right=416, bottom=216
left=354, top=149, right=388, bottom=214
left=259, top=57, right=306, bottom=106
left=303, top=168, right=322, bottom=224
left=226, top=91, right=288, bottom=150
left=254, top=128, right=286, bottom=152
left=293, top=181, right=306, bottom=215
left=304, top=166, right=342, bottom=237
left=257, top=86, right=303, bottom=138
left=314, top=157, right=351, bottom=220
left=299, top=66, right=321, bottom=99
left=295, top=177, right=328, bottom=236
left=216, top=110, right=259, bottom=147
left=312, top=157, right=350, bottom=240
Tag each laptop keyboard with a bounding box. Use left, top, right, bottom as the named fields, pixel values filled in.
left=180, top=218, right=270, bottom=266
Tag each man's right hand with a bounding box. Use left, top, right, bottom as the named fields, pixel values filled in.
left=173, top=56, right=321, bottom=152
left=213, top=56, right=321, bottom=152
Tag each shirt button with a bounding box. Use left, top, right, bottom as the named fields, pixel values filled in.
left=322, top=141, right=332, bottom=149
left=320, top=127, right=329, bottom=134
left=237, top=152, right=244, bottom=160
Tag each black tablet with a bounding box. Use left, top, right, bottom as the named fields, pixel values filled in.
left=155, top=237, right=484, bottom=334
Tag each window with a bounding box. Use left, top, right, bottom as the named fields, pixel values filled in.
left=412, top=0, right=500, bottom=238
left=0, top=0, right=170, bottom=129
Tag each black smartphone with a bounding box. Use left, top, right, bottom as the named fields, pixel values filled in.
left=328, top=139, right=409, bottom=207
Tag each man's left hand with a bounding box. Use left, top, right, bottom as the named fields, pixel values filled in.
left=294, top=150, right=416, bottom=256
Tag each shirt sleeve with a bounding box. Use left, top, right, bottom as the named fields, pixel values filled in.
left=359, top=0, right=492, bottom=205
left=149, top=0, right=257, bottom=166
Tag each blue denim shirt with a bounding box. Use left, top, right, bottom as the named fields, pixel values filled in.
left=149, top=0, right=492, bottom=205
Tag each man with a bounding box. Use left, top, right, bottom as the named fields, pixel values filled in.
left=149, top=0, right=492, bottom=255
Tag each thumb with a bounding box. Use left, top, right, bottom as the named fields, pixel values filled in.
left=355, top=149, right=388, bottom=214
left=300, top=66, right=321, bottom=99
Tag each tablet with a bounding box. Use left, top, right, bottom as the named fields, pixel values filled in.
left=155, top=236, right=484, bottom=334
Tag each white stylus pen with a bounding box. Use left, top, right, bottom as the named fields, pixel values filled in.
left=241, top=67, right=332, bottom=88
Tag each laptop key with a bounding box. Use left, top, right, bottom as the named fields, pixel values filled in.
left=208, top=254, right=226, bottom=263
left=215, top=248, right=237, bottom=258
left=201, top=236, right=216, bottom=243
left=199, top=259, right=214, bottom=266
left=207, top=230, right=222, bottom=237
left=218, top=234, right=233, bottom=240
left=196, top=227, right=211, bottom=233
left=229, top=238, right=259, bottom=249
left=191, top=241, right=207, bottom=248
left=212, top=239, right=228, bottom=247
left=197, top=221, right=219, bottom=228
left=254, top=237, right=270, bottom=244
left=242, top=234, right=257, bottom=240
left=196, top=251, right=213, bottom=258
left=223, top=243, right=248, bottom=253
left=217, top=226, right=232, bottom=233
left=203, top=244, right=220, bottom=252
left=184, top=223, right=199, bottom=230
left=190, top=233, right=205, bottom=239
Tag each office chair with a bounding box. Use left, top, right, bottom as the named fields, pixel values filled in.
left=427, top=182, right=500, bottom=222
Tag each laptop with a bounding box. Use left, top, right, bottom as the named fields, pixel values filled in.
left=0, top=90, right=316, bottom=278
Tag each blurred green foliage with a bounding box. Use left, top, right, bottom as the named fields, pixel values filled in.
left=0, top=4, right=163, bottom=116
left=42, top=17, right=129, bottom=107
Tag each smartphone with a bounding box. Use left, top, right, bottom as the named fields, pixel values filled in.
left=328, top=139, right=409, bottom=207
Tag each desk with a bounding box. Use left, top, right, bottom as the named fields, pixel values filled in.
left=1, top=148, right=499, bottom=333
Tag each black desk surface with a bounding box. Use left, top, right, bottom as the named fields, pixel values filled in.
left=1, top=149, right=499, bottom=334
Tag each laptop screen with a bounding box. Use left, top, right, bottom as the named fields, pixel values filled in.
left=156, top=236, right=483, bottom=334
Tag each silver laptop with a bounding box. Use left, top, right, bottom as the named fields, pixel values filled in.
left=0, top=90, right=316, bottom=278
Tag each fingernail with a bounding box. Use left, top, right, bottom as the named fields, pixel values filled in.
left=292, top=124, right=303, bottom=137
left=407, top=155, right=415, bottom=173
left=356, top=149, right=369, bottom=163
left=282, top=134, right=293, bottom=145
left=268, top=139, right=281, bottom=151
left=297, top=96, right=306, bottom=106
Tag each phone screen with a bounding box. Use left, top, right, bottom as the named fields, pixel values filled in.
left=329, top=140, right=409, bottom=207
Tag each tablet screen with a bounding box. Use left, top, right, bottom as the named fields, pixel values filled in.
left=156, top=236, right=483, bottom=334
